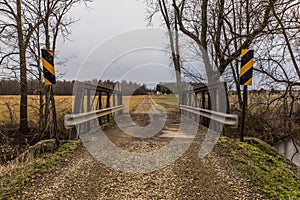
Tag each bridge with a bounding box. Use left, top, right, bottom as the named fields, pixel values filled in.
left=15, top=81, right=273, bottom=199
left=64, top=81, right=238, bottom=140
left=63, top=81, right=238, bottom=169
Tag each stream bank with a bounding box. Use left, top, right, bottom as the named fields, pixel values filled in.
left=275, top=135, right=300, bottom=167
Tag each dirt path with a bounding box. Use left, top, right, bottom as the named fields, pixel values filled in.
left=13, top=96, right=267, bottom=199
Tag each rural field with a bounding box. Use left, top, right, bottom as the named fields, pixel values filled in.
left=0, top=95, right=180, bottom=126
left=151, top=94, right=179, bottom=112
left=0, top=95, right=151, bottom=125
left=1, top=93, right=299, bottom=134
left=122, top=95, right=145, bottom=113
left=0, top=96, right=73, bottom=125
left=0, top=95, right=150, bottom=166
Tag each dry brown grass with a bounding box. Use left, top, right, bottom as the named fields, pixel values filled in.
left=0, top=141, right=80, bottom=199
left=229, top=93, right=300, bottom=143
left=0, top=95, right=149, bottom=125
left=151, top=94, right=179, bottom=113
left=0, top=96, right=73, bottom=125
left=122, top=95, right=145, bottom=113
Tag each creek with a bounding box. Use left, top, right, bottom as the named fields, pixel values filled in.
left=274, top=136, right=300, bottom=167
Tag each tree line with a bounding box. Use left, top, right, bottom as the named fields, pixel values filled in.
left=0, top=79, right=74, bottom=95
left=0, top=79, right=151, bottom=96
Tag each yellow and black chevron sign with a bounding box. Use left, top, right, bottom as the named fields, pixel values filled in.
left=240, top=49, right=254, bottom=86
left=41, top=49, right=56, bottom=85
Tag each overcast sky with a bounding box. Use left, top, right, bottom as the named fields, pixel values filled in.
left=58, top=0, right=177, bottom=87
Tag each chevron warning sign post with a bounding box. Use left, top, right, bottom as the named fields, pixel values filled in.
left=41, top=49, right=58, bottom=139
left=240, top=49, right=254, bottom=86
left=41, top=49, right=56, bottom=85
left=240, top=49, right=254, bottom=142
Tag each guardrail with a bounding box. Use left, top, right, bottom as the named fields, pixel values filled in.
left=179, top=105, right=238, bottom=128
left=180, top=81, right=237, bottom=133
left=64, top=105, right=124, bottom=129
left=67, top=81, right=122, bottom=139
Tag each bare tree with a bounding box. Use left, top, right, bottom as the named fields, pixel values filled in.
left=145, top=0, right=299, bottom=108
left=41, top=0, right=91, bottom=140
left=248, top=0, right=300, bottom=141
left=27, top=0, right=91, bottom=140
left=0, top=0, right=91, bottom=137
left=0, top=0, right=44, bottom=134
left=145, top=0, right=183, bottom=101
left=256, top=0, right=300, bottom=86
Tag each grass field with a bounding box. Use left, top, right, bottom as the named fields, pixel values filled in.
left=0, top=96, right=72, bottom=125
left=151, top=94, right=179, bottom=112
left=0, top=95, right=149, bottom=125
left=122, top=96, right=145, bottom=113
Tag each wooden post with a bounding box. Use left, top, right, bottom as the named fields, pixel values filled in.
left=241, top=86, right=248, bottom=142
left=50, top=86, right=58, bottom=140
left=240, top=49, right=254, bottom=141
left=112, top=93, right=116, bottom=120
left=208, top=91, right=212, bottom=110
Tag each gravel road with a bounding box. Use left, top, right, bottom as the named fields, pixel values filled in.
left=13, top=96, right=268, bottom=199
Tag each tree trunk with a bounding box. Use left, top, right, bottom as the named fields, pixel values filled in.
left=19, top=51, right=28, bottom=134
left=201, top=0, right=208, bottom=50
left=159, top=0, right=182, bottom=102
left=16, top=0, right=28, bottom=134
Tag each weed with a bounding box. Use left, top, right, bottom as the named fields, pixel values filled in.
left=0, top=140, right=80, bottom=199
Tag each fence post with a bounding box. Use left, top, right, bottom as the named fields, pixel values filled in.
left=112, top=92, right=116, bottom=120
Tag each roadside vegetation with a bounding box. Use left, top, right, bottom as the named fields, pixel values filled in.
left=0, top=95, right=146, bottom=164
left=0, top=96, right=72, bottom=165
left=229, top=93, right=300, bottom=144
left=218, top=137, right=300, bottom=199
left=0, top=95, right=147, bottom=198
left=0, top=140, right=80, bottom=199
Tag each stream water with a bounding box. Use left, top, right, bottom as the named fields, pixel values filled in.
left=274, top=136, right=300, bottom=167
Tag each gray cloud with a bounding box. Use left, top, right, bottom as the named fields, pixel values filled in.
left=57, top=0, right=172, bottom=85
